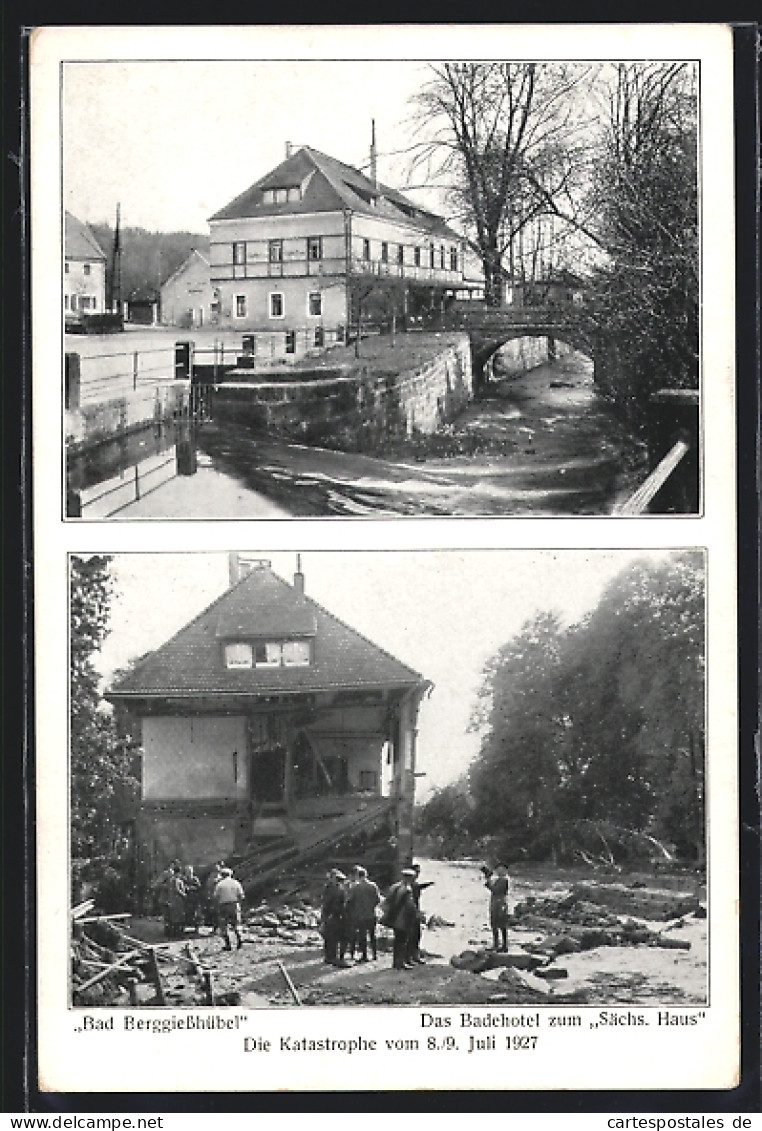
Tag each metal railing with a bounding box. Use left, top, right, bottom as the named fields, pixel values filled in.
left=76, top=346, right=180, bottom=404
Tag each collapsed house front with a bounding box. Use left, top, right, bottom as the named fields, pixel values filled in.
left=106, top=556, right=430, bottom=901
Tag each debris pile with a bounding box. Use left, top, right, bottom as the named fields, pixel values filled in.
left=244, top=899, right=322, bottom=947
left=448, top=884, right=701, bottom=982
left=71, top=911, right=173, bottom=1007
left=568, top=882, right=701, bottom=921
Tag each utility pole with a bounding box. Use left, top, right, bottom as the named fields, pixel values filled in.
left=108, top=202, right=122, bottom=313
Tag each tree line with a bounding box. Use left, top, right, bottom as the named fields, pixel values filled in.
left=407, top=61, right=698, bottom=429
left=89, top=222, right=209, bottom=304
left=417, top=553, right=705, bottom=868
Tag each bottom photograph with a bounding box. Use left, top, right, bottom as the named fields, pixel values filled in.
left=69, top=548, right=707, bottom=1010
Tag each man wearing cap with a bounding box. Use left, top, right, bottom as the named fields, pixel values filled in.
left=213, top=866, right=245, bottom=951
left=321, top=869, right=350, bottom=967
left=346, top=865, right=381, bottom=962
left=384, top=869, right=419, bottom=971
left=407, top=862, right=434, bottom=964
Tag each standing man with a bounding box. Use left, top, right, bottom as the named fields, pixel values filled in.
left=213, top=866, right=245, bottom=951
left=408, top=862, right=434, bottom=964
left=346, top=865, right=380, bottom=962
left=164, top=860, right=187, bottom=939
left=321, top=869, right=350, bottom=967
left=384, top=868, right=419, bottom=971
left=484, top=863, right=511, bottom=952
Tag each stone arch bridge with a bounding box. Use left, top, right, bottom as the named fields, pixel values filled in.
left=438, top=305, right=603, bottom=384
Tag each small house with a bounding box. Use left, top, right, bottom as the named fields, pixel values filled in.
left=160, top=249, right=215, bottom=329
left=64, top=212, right=107, bottom=325
left=106, top=556, right=430, bottom=896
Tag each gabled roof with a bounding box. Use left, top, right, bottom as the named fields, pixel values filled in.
left=107, top=564, right=424, bottom=700
left=160, top=248, right=210, bottom=290
left=65, top=212, right=106, bottom=261
left=209, top=146, right=461, bottom=242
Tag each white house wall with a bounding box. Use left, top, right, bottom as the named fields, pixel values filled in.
left=64, top=259, right=106, bottom=315
left=160, top=256, right=214, bottom=328
left=142, top=715, right=248, bottom=800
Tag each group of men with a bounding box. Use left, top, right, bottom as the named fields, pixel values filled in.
left=157, top=856, right=436, bottom=968
left=157, top=859, right=245, bottom=951
left=321, top=863, right=433, bottom=971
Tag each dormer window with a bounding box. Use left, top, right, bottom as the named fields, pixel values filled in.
left=282, top=640, right=310, bottom=667
left=225, top=642, right=253, bottom=668
left=263, top=186, right=301, bottom=205
left=224, top=639, right=311, bottom=668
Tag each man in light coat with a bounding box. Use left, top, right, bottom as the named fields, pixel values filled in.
left=213, top=867, right=245, bottom=950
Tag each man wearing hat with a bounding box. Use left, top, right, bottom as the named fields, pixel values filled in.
left=346, top=865, right=381, bottom=962
left=407, top=862, right=434, bottom=965
left=213, top=866, right=246, bottom=951
left=321, top=869, right=350, bottom=966
left=383, top=868, right=419, bottom=970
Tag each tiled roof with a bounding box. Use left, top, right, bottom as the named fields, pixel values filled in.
left=107, top=565, right=424, bottom=699
left=209, top=146, right=461, bottom=242
left=65, top=212, right=106, bottom=261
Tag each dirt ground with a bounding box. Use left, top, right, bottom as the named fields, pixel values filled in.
left=121, top=858, right=707, bottom=1009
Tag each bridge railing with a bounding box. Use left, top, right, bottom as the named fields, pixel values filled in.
left=614, top=389, right=699, bottom=515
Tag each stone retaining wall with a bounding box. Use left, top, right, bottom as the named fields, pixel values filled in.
left=491, top=334, right=574, bottom=378
left=213, top=335, right=473, bottom=451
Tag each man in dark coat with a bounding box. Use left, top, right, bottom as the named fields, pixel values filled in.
left=384, top=868, right=419, bottom=970
left=346, top=865, right=380, bottom=962
left=408, top=862, right=434, bottom=964
left=321, top=869, right=350, bottom=966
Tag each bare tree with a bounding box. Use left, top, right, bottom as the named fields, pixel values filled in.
left=408, top=62, right=595, bottom=303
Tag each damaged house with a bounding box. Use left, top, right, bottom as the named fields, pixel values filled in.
left=107, top=556, right=430, bottom=899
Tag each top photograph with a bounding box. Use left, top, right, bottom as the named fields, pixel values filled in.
left=62, top=56, right=702, bottom=519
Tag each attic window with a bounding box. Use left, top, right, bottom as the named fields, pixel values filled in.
left=263, top=186, right=301, bottom=205
left=225, top=640, right=311, bottom=668
left=225, top=642, right=253, bottom=668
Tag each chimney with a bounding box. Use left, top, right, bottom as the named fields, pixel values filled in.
left=370, top=119, right=377, bottom=187
left=293, top=553, right=305, bottom=597
left=285, top=140, right=293, bottom=159
left=229, top=553, right=271, bottom=586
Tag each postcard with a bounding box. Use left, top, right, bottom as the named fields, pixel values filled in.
left=30, top=23, right=737, bottom=1098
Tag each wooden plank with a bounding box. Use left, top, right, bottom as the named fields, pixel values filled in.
left=73, top=948, right=144, bottom=995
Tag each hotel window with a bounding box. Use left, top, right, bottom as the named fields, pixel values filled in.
left=362, top=238, right=371, bottom=261
left=65, top=262, right=70, bottom=273
left=414, top=247, right=421, bottom=267
left=233, top=241, right=246, bottom=266
left=397, top=244, right=405, bottom=265
left=235, top=295, right=247, bottom=318
left=381, top=242, right=388, bottom=263
left=307, top=236, right=322, bottom=261
left=314, top=326, right=324, bottom=348
left=254, top=642, right=282, bottom=667
left=450, top=247, right=458, bottom=271
left=308, top=292, right=323, bottom=317
left=269, top=292, right=284, bottom=318
left=83, top=263, right=91, bottom=276
left=225, top=642, right=253, bottom=668
left=440, top=245, right=445, bottom=270
left=268, top=239, right=283, bottom=263
left=429, top=244, right=436, bottom=268
left=285, top=330, right=296, bottom=354
left=282, top=640, right=310, bottom=667
left=287, top=186, right=300, bottom=202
